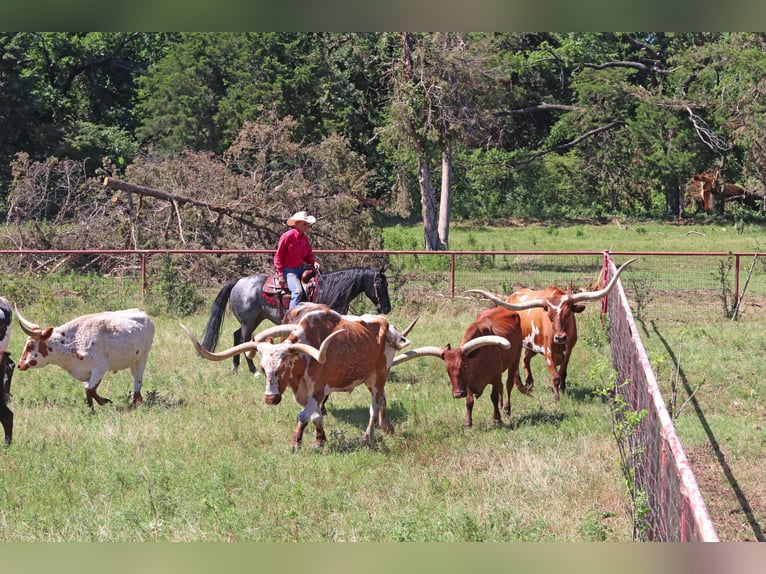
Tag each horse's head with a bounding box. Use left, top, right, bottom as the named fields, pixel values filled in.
left=368, top=264, right=392, bottom=314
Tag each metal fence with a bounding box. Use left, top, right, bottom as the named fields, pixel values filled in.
left=1, top=248, right=761, bottom=324
left=604, top=252, right=719, bottom=541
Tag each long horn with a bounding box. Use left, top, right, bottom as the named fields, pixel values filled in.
left=401, top=317, right=418, bottom=337
left=569, top=258, right=637, bottom=303
left=464, top=290, right=547, bottom=311
left=461, top=335, right=511, bottom=355
left=286, top=329, right=346, bottom=364
left=391, top=346, right=445, bottom=366
left=252, top=324, right=298, bottom=343
left=181, top=324, right=259, bottom=361
left=15, top=305, right=41, bottom=337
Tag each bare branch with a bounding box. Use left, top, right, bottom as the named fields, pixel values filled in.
left=102, top=177, right=276, bottom=234
left=495, top=102, right=585, bottom=117
left=518, top=121, right=627, bottom=165
left=685, top=106, right=729, bottom=152
left=581, top=60, right=673, bottom=74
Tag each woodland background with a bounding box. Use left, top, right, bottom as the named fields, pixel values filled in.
left=2, top=32, right=766, bottom=282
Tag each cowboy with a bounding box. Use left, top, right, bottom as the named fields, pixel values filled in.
left=274, top=211, right=321, bottom=310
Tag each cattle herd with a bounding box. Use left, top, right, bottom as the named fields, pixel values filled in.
left=1, top=259, right=635, bottom=450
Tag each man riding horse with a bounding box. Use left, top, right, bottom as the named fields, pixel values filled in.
left=274, top=211, right=321, bottom=311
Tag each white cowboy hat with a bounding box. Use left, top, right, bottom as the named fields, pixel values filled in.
left=286, top=211, right=316, bottom=226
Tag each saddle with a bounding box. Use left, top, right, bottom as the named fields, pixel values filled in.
left=263, top=269, right=319, bottom=312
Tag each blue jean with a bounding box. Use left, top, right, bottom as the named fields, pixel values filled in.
left=283, top=267, right=306, bottom=310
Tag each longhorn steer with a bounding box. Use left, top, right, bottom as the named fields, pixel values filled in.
left=467, top=258, right=636, bottom=402
left=0, top=298, right=15, bottom=444
left=15, top=307, right=155, bottom=408
left=393, top=307, right=523, bottom=428
left=182, top=307, right=416, bottom=450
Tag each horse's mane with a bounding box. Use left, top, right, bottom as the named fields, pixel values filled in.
left=318, top=267, right=374, bottom=313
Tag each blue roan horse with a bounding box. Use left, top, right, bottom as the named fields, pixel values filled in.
left=200, top=265, right=392, bottom=374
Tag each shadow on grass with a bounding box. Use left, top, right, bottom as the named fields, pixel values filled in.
left=648, top=319, right=765, bottom=542
left=508, top=409, right=567, bottom=430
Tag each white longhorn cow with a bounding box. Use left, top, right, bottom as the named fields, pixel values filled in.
left=15, top=307, right=155, bottom=408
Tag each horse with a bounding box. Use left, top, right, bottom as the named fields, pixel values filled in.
left=200, top=265, right=393, bottom=374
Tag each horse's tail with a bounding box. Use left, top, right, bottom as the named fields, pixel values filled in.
left=201, top=278, right=238, bottom=351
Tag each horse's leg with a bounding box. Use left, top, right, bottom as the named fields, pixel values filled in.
left=242, top=320, right=260, bottom=375
left=231, top=327, right=243, bottom=374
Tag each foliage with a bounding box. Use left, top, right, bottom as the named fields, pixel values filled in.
left=153, top=255, right=205, bottom=317
left=2, top=114, right=385, bottom=285
left=4, top=32, right=766, bottom=230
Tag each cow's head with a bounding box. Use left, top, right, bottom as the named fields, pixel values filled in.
left=257, top=329, right=345, bottom=405
left=539, top=295, right=585, bottom=346
left=15, top=306, right=54, bottom=370
left=391, top=335, right=511, bottom=399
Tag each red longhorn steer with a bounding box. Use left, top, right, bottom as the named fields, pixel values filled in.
left=182, top=307, right=416, bottom=450
left=15, top=307, right=155, bottom=408
left=467, top=258, right=635, bottom=402
left=392, top=307, right=524, bottom=428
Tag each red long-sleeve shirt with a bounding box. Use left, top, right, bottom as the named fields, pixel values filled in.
left=274, top=228, right=316, bottom=276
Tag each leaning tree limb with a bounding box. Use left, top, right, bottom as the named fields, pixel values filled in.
left=102, top=177, right=276, bottom=234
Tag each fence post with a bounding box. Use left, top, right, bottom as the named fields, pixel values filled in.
left=450, top=253, right=456, bottom=298
left=141, top=253, right=147, bottom=303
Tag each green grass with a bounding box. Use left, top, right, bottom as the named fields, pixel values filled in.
left=384, top=219, right=766, bottom=253
left=1, top=218, right=764, bottom=541
left=0, top=302, right=630, bottom=541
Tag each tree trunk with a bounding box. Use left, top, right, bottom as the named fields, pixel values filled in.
left=418, top=159, right=441, bottom=250
left=438, top=149, right=452, bottom=249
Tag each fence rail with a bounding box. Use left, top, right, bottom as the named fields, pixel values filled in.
left=0, top=249, right=761, bottom=323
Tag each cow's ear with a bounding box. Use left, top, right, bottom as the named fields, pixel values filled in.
left=573, top=304, right=587, bottom=313
left=41, top=326, right=54, bottom=339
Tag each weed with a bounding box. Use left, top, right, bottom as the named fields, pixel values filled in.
left=594, top=377, right=649, bottom=540
left=153, top=255, right=205, bottom=317
left=714, top=256, right=735, bottom=318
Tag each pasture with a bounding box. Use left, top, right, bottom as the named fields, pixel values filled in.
left=0, top=218, right=764, bottom=541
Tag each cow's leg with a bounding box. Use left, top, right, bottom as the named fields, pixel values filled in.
left=130, top=355, right=149, bottom=406
left=490, top=381, right=503, bottom=427
left=557, top=346, right=572, bottom=392
left=312, top=414, right=327, bottom=448
left=293, top=401, right=323, bottom=450
left=363, top=383, right=392, bottom=444
left=545, top=354, right=562, bottom=402
left=464, top=392, right=475, bottom=428
left=85, top=372, right=111, bottom=409
left=522, top=348, right=536, bottom=390
left=291, top=420, right=309, bottom=451
left=377, top=393, right=392, bottom=435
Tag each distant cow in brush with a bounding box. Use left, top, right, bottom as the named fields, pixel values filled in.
left=392, top=307, right=524, bottom=427
left=182, top=306, right=417, bottom=450
left=467, top=258, right=636, bottom=401
left=0, top=297, right=15, bottom=444
left=15, top=307, right=155, bottom=409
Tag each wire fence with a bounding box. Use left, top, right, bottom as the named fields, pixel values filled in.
left=604, top=252, right=719, bottom=541
left=1, top=249, right=762, bottom=324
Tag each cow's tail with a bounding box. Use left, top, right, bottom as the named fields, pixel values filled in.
left=201, top=278, right=238, bottom=351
